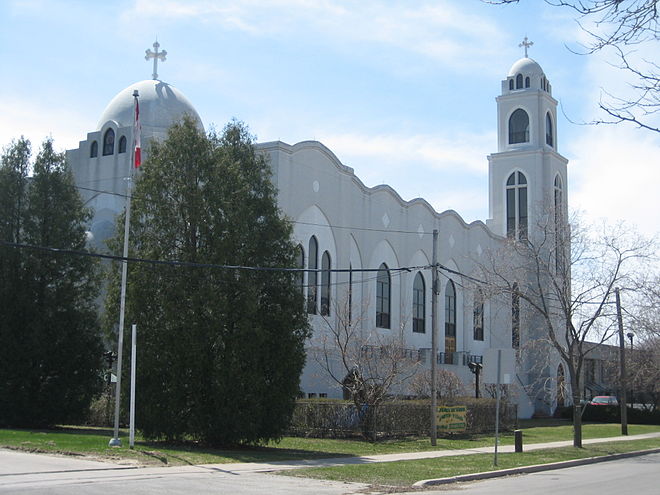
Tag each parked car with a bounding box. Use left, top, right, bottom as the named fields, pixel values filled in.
left=589, top=396, right=618, bottom=406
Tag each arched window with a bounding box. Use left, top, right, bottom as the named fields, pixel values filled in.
left=473, top=290, right=484, bottom=341
left=512, top=282, right=520, bottom=349
left=295, top=244, right=305, bottom=295
left=376, top=263, right=391, bottom=329
left=348, top=264, right=353, bottom=325
left=509, top=79, right=514, bottom=90
left=525, top=76, right=530, bottom=88
left=546, top=113, right=554, bottom=147
left=90, top=141, right=98, bottom=158
left=506, top=171, right=528, bottom=240
left=412, top=272, right=426, bottom=333
left=118, top=135, right=127, bottom=153
left=554, top=175, right=563, bottom=213
left=516, top=73, right=523, bottom=89
left=320, top=251, right=331, bottom=316
left=508, top=109, right=530, bottom=144
left=557, top=364, right=566, bottom=407
left=307, top=236, right=318, bottom=314
left=554, top=175, right=564, bottom=273
left=445, top=280, right=456, bottom=363
left=102, top=128, right=115, bottom=156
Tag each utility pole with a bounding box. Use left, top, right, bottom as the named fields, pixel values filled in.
left=627, top=332, right=634, bottom=407
left=430, top=229, right=439, bottom=446
left=615, top=287, right=628, bottom=435
left=109, top=90, right=140, bottom=447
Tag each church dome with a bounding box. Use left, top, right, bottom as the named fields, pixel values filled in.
left=507, top=57, right=545, bottom=78
left=96, top=79, right=203, bottom=132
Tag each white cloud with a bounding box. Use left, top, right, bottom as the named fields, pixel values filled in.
left=318, top=130, right=494, bottom=176
left=123, top=0, right=508, bottom=72
left=567, top=125, right=660, bottom=237
left=0, top=93, right=88, bottom=153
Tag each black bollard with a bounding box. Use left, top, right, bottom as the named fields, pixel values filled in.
left=514, top=429, right=523, bottom=452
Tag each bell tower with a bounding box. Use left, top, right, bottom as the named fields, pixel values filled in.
left=487, top=41, right=568, bottom=241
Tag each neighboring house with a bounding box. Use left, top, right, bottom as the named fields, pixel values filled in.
left=582, top=342, right=622, bottom=400
left=68, top=46, right=569, bottom=418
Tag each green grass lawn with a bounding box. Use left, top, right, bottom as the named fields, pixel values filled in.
left=0, top=422, right=658, bottom=467
left=285, top=438, right=660, bottom=487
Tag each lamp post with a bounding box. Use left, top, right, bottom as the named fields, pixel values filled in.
left=627, top=332, right=634, bottom=407
left=468, top=361, right=483, bottom=398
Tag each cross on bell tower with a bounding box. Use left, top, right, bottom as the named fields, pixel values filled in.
left=519, top=36, right=533, bottom=58
left=145, top=41, right=167, bottom=80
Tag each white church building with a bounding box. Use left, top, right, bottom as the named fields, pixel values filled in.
left=67, top=43, right=568, bottom=418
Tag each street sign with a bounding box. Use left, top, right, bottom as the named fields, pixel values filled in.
left=437, top=406, right=467, bottom=433
left=483, top=348, right=515, bottom=384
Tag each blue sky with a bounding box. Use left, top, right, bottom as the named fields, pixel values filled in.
left=1, top=0, right=658, bottom=236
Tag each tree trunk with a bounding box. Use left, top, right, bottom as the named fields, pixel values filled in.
left=572, top=397, right=583, bottom=448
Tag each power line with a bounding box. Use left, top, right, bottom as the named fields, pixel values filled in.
left=0, top=240, right=430, bottom=275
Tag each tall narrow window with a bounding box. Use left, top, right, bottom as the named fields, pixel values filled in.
left=506, top=171, right=528, bottom=240
left=508, top=109, right=530, bottom=144
left=102, top=128, right=115, bottom=156
left=307, top=236, right=318, bottom=314
left=295, top=244, right=305, bottom=295
left=473, top=290, right=484, bottom=341
left=554, top=175, right=564, bottom=273
left=348, top=264, right=353, bottom=325
left=90, top=141, right=98, bottom=158
left=376, top=263, right=391, bottom=329
left=546, top=113, right=554, bottom=147
left=412, top=272, right=426, bottom=333
left=509, top=79, right=514, bottom=90
left=525, top=76, right=530, bottom=88
left=118, top=135, right=127, bottom=153
left=512, top=282, right=520, bottom=349
left=320, top=251, right=331, bottom=316
left=445, top=280, right=456, bottom=363
left=516, top=73, right=523, bottom=89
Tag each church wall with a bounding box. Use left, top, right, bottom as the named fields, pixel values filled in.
left=259, top=140, right=517, bottom=399
left=66, top=54, right=571, bottom=416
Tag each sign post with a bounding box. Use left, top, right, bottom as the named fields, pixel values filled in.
left=483, top=348, right=515, bottom=467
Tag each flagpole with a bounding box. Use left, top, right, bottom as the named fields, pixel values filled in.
left=109, top=89, right=139, bottom=447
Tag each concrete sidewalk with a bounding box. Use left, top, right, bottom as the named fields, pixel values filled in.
left=1, top=431, right=659, bottom=488
left=205, top=431, right=660, bottom=473
left=0, top=432, right=660, bottom=495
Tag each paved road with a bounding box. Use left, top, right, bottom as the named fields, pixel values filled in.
left=404, top=451, right=660, bottom=495
left=0, top=449, right=372, bottom=495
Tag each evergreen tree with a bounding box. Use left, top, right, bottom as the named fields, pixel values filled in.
left=0, top=139, right=103, bottom=427
left=108, top=118, right=309, bottom=445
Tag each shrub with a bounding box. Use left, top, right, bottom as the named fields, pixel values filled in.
left=288, top=398, right=516, bottom=439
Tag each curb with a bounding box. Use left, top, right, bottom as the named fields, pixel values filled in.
left=412, top=447, right=660, bottom=487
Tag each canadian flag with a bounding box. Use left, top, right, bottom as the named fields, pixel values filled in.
left=134, top=98, right=141, bottom=168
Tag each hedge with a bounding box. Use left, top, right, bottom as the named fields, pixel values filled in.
left=556, top=404, right=660, bottom=425
left=287, top=398, right=516, bottom=439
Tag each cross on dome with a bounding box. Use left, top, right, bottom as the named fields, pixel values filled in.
left=519, top=36, right=534, bottom=58
left=145, top=41, right=167, bottom=80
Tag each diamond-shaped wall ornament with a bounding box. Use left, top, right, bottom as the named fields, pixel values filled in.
left=448, top=234, right=455, bottom=248
left=417, top=224, right=425, bottom=239
left=476, top=244, right=483, bottom=257
left=382, top=213, right=390, bottom=228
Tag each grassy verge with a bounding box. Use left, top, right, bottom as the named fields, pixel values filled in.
left=285, top=438, right=660, bottom=487
left=0, top=423, right=658, bottom=467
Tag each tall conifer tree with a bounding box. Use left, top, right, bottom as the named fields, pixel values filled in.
left=0, top=139, right=103, bottom=427
left=108, top=118, right=309, bottom=445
